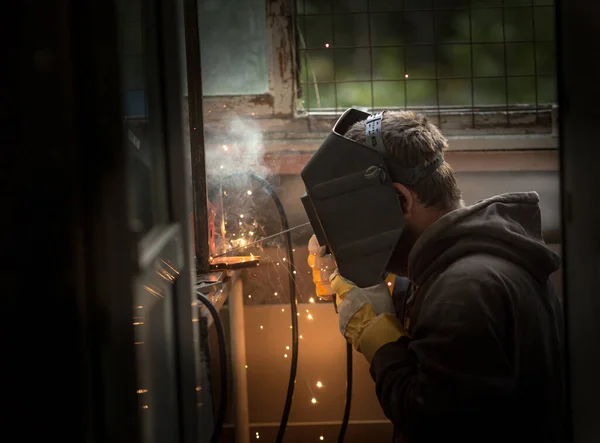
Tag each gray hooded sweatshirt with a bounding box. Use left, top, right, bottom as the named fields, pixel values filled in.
left=371, top=192, right=565, bottom=443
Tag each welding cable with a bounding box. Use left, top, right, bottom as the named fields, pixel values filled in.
left=196, top=291, right=228, bottom=443
left=339, top=341, right=353, bottom=442
left=221, top=172, right=299, bottom=443
left=332, top=296, right=353, bottom=443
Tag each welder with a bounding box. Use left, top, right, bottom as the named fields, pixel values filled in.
left=305, top=110, right=565, bottom=443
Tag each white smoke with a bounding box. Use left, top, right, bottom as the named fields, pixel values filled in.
left=205, top=115, right=270, bottom=181
left=204, top=115, right=276, bottom=257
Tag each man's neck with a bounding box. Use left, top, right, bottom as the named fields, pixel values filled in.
left=418, top=200, right=464, bottom=233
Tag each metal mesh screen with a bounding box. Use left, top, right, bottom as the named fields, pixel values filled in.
left=296, top=0, right=556, bottom=126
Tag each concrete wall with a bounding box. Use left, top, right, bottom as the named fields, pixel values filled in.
left=275, top=170, right=561, bottom=235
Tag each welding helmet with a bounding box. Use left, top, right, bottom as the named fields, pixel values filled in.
left=300, top=108, right=442, bottom=288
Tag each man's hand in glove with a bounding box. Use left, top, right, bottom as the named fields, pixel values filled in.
left=307, top=234, right=337, bottom=301
left=330, top=270, right=406, bottom=363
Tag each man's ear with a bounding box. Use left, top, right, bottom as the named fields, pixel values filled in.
left=392, top=182, right=416, bottom=216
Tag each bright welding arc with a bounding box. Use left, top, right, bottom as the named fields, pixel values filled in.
left=210, top=222, right=310, bottom=258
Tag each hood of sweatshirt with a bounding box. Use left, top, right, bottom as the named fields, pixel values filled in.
left=408, top=192, right=561, bottom=286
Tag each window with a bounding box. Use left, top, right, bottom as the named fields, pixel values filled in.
left=117, top=0, right=195, bottom=441
left=118, top=0, right=170, bottom=238
left=199, top=0, right=269, bottom=96
left=296, top=0, right=556, bottom=125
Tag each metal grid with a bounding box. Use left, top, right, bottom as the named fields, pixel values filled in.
left=296, top=0, right=556, bottom=126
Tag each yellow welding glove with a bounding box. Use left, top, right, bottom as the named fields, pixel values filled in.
left=307, top=234, right=337, bottom=301
left=331, top=270, right=406, bottom=363
left=384, top=273, right=396, bottom=296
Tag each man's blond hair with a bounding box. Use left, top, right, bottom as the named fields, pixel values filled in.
left=345, top=111, right=461, bottom=210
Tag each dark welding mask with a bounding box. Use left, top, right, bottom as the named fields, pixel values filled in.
left=300, top=108, right=443, bottom=288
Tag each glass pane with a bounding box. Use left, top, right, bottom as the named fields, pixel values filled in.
left=403, top=11, right=435, bottom=45
left=504, top=0, right=534, bottom=5
left=537, top=75, right=556, bottom=104
left=534, top=6, right=555, bottom=41
left=434, top=0, right=469, bottom=7
left=336, top=82, right=372, bottom=109
left=373, top=81, right=406, bottom=108
left=372, top=47, right=405, bottom=80
left=406, top=0, right=432, bottom=8
left=406, top=80, right=437, bottom=107
left=123, top=21, right=143, bottom=53
left=122, top=55, right=145, bottom=90
left=437, top=44, right=472, bottom=78
left=474, top=77, right=507, bottom=105
left=507, top=76, right=536, bottom=104
left=435, top=10, right=471, bottom=44
left=535, top=42, right=556, bottom=75
left=335, top=48, right=371, bottom=81
left=125, top=91, right=146, bottom=116
left=117, top=1, right=185, bottom=439
left=299, top=49, right=310, bottom=84
left=506, top=42, right=535, bottom=75
left=304, top=50, right=335, bottom=82
left=471, top=8, right=505, bottom=42
left=299, top=1, right=555, bottom=113
left=471, top=0, right=502, bottom=5
left=134, top=283, right=178, bottom=443
left=299, top=15, right=333, bottom=49
left=405, top=46, right=436, bottom=79
left=303, top=82, right=336, bottom=110
left=504, top=7, right=534, bottom=42
left=439, top=79, right=472, bottom=107
left=199, top=0, right=269, bottom=95
left=370, top=0, right=404, bottom=12
left=334, top=0, right=367, bottom=13
left=120, top=0, right=142, bottom=21
left=472, top=43, right=506, bottom=77
left=334, top=13, right=369, bottom=47
left=133, top=234, right=183, bottom=443
left=301, top=0, right=333, bottom=13
left=370, top=13, right=403, bottom=46
left=117, top=0, right=169, bottom=238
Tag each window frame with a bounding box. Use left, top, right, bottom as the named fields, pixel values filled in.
left=200, top=0, right=297, bottom=119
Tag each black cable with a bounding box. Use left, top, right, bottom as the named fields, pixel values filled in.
left=221, top=173, right=299, bottom=443
left=332, top=296, right=353, bottom=443
left=339, top=341, right=353, bottom=443
left=196, top=291, right=228, bottom=443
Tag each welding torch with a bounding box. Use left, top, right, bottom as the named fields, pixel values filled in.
left=210, top=222, right=311, bottom=259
